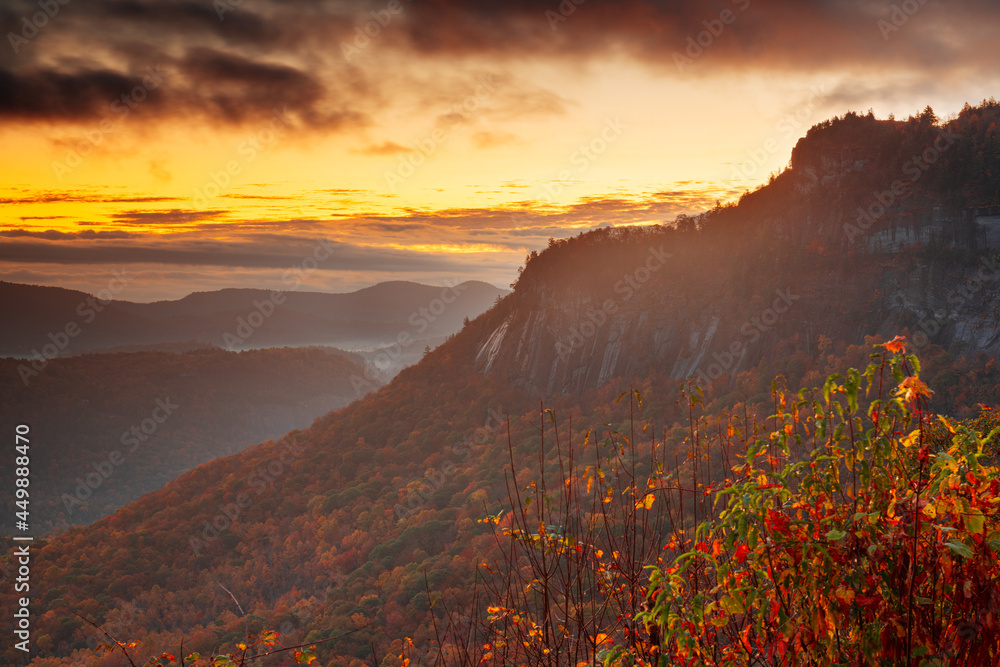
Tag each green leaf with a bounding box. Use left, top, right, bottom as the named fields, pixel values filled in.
left=825, top=529, right=847, bottom=541
left=721, top=594, right=745, bottom=615
left=946, top=540, right=973, bottom=559
left=967, top=509, right=985, bottom=534
left=601, top=645, right=625, bottom=667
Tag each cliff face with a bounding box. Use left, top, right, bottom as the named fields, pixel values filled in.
left=474, top=250, right=1000, bottom=396
left=472, top=110, right=1000, bottom=397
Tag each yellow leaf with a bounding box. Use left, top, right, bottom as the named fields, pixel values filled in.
left=834, top=587, right=855, bottom=604
left=922, top=502, right=936, bottom=519
left=938, top=415, right=957, bottom=434
left=635, top=493, right=655, bottom=510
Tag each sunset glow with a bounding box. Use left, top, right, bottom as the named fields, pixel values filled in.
left=2, top=0, right=998, bottom=299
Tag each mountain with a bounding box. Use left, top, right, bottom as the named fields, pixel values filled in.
left=0, top=346, right=377, bottom=535
left=476, top=104, right=1000, bottom=396
left=0, top=280, right=508, bottom=362
left=5, top=101, right=1000, bottom=665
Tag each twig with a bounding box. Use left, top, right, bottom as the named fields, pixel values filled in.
left=216, top=580, right=250, bottom=645
left=74, top=613, right=138, bottom=667
left=243, top=628, right=368, bottom=661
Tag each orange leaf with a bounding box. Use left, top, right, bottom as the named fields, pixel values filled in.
left=896, top=376, right=933, bottom=403
left=635, top=493, right=655, bottom=510
left=881, top=335, right=907, bottom=354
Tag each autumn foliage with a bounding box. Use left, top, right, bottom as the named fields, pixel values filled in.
left=428, top=340, right=1000, bottom=665
left=642, top=340, right=1000, bottom=665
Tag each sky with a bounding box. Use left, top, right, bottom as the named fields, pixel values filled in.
left=1, top=0, right=999, bottom=301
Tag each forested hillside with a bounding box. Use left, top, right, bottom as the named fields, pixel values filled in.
left=0, top=346, right=374, bottom=534
left=5, top=102, right=1000, bottom=666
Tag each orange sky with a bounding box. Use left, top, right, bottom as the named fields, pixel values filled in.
left=2, top=0, right=999, bottom=300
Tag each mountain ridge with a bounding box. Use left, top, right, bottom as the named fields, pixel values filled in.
left=7, top=100, right=1000, bottom=665
left=0, top=279, right=507, bottom=359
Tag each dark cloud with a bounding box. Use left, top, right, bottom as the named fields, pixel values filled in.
left=0, top=67, right=163, bottom=120
left=108, top=208, right=229, bottom=225
left=0, top=237, right=487, bottom=273
left=176, top=47, right=359, bottom=127
left=6, top=0, right=995, bottom=131
left=0, top=193, right=179, bottom=204
left=220, top=194, right=297, bottom=200
left=1, top=0, right=366, bottom=127
left=97, top=0, right=287, bottom=47
left=0, top=228, right=134, bottom=240
left=393, top=0, right=1000, bottom=75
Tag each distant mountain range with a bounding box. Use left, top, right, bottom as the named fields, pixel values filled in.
left=0, top=280, right=507, bottom=360
left=0, top=346, right=377, bottom=535
left=8, top=102, right=1000, bottom=665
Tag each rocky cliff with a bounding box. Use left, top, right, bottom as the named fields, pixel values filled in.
left=473, top=107, right=1000, bottom=396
